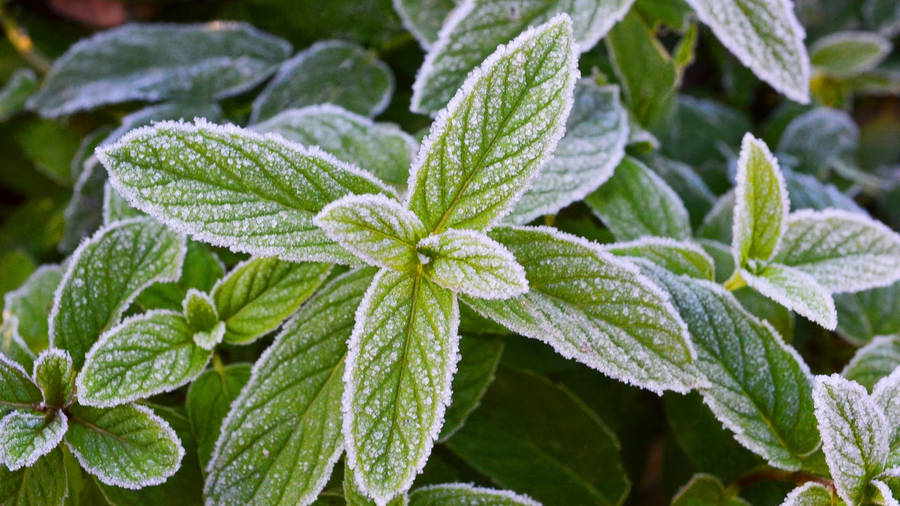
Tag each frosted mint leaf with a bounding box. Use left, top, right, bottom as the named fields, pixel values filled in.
left=507, top=80, right=629, bottom=224
left=50, top=218, right=186, bottom=369
left=682, top=0, right=810, bottom=103
left=698, top=191, right=735, bottom=244
left=212, top=257, right=331, bottom=344
left=0, top=68, right=37, bottom=121
left=439, top=336, right=503, bottom=441
left=186, top=363, right=250, bottom=469
left=604, top=237, right=715, bottom=280
left=102, top=101, right=224, bottom=153
left=740, top=264, right=837, bottom=330
left=411, top=0, right=630, bottom=113
left=409, top=484, right=539, bottom=505
left=343, top=461, right=408, bottom=506
left=781, top=482, right=835, bottom=506
left=872, top=368, right=900, bottom=469
left=813, top=374, right=889, bottom=505
left=393, top=0, right=456, bottom=48
left=3, top=265, right=62, bottom=352
left=206, top=268, right=376, bottom=505
left=0, top=354, right=42, bottom=410
left=407, top=15, right=577, bottom=232
left=0, top=411, right=66, bottom=470
left=66, top=403, right=184, bottom=489
left=251, top=40, right=393, bottom=122
left=773, top=210, right=900, bottom=293
left=103, top=182, right=143, bottom=225
left=183, top=289, right=218, bottom=334
left=254, top=104, right=417, bottom=186
left=585, top=157, right=691, bottom=241
left=462, top=226, right=698, bottom=394
left=810, top=31, right=892, bottom=78
left=27, top=22, right=291, bottom=117
left=78, top=310, right=212, bottom=407
left=777, top=108, right=859, bottom=177
left=0, top=448, right=66, bottom=506
left=784, top=169, right=866, bottom=214
left=671, top=474, right=750, bottom=506
left=417, top=229, right=527, bottom=299
left=32, top=350, right=75, bottom=409
left=843, top=336, right=900, bottom=391
left=698, top=239, right=736, bottom=284
left=870, top=479, right=899, bottom=506
left=731, top=134, right=789, bottom=268
left=642, top=265, right=819, bottom=470
left=344, top=269, right=459, bottom=503
left=835, top=282, right=900, bottom=345
left=98, top=120, right=394, bottom=265
left=136, top=240, right=224, bottom=312
left=643, top=153, right=717, bottom=228
left=0, top=325, right=35, bottom=376
left=315, top=194, right=426, bottom=271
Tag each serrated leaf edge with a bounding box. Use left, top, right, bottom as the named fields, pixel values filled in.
left=0, top=410, right=67, bottom=470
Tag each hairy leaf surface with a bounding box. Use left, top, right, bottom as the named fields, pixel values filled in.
left=604, top=237, right=715, bottom=280
left=873, top=369, right=900, bottom=469
left=0, top=411, right=66, bottom=470
left=408, top=484, right=538, bottom=505
left=781, top=482, right=835, bottom=506
left=393, top=0, right=457, bottom=48
left=843, top=336, right=900, bottom=391
left=33, top=350, right=75, bottom=409
left=740, top=264, right=836, bottom=330
left=0, top=355, right=41, bottom=410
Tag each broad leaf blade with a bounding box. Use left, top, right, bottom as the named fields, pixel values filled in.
left=0, top=448, right=66, bottom=506
left=50, top=218, right=186, bottom=369
left=136, top=240, right=224, bottom=312
left=407, top=15, right=578, bottom=232
left=0, top=354, right=42, bottom=410
left=98, top=121, right=394, bottom=265
left=0, top=68, right=37, bottom=121
left=671, top=474, right=749, bottom=506
left=186, top=363, right=251, bottom=469
left=2, top=264, right=61, bottom=352
left=0, top=412, right=66, bottom=470
left=810, top=31, right=892, bottom=78
left=777, top=108, right=858, bottom=177
left=393, top=0, right=456, bottom=48
left=33, top=350, right=75, bottom=409
left=843, top=336, right=900, bottom=391
left=408, top=484, right=538, bottom=505
left=835, top=281, right=900, bottom=345
left=872, top=369, right=900, bottom=469
left=604, top=237, right=715, bottom=280
left=740, top=264, right=837, bottom=330
left=781, top=482, right=835, bottom=506
left=344, top=269, right=459, bottom=503
left=439, top=336, right=503, bottom=441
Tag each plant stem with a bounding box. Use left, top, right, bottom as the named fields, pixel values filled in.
left=723, top=271, right=746, bottom=291
left=0, top=2, right=51, bottom=74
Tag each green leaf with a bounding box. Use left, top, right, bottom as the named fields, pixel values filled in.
left=446, top=367, right=630, bottom=505
left=777, top=108, right=858, bottom=177
left=784, top=169, right=866, bottom=214
left=98, top=120, right=394, bottom=265
left=671, top=474, right=750, bottom=506
left=33, top=350, right=75, bottom=409
left=315, top=194, right=426, bottom=271
left=585, top=157, right=691, bottom=241
left=843, top=336, right=900, bottom=391
left=0, top=68, right=37, bottom=121
left=2, top=264, right=62, bottom=352
left=27, top=22, right=292, bottom=117
left=411, top=0, right=629, bottom=113
left=78, top=310, right=212, bottom=408
left=393, top=0, right=456, bottom=48
left=0, top=411, right=66, bottom=470
left=136, top=240, right=224, bottom=312
left=462, top=226, right=698, bottom=394
left=781, top=482, right=835, bottom=506
left=873, top=368, right=900, bottom=469
left=0, top=354, right=41, bottom=411
left=212, top=257, right=332, bottom=345
left=773, top=209, right=900, bottom=293
left=835, top=282, right=900, bottom=345
left=507, top=80, right=629, bottom=224
left=409, top=483, right=538, bottom=505
left=251, top=40, right=394, bottom=122
left=439, top=336, right=503, bottom=441
left=253, top=104, right=417, bottom=186
left=683, top=0, right=810, bottom=103
left=640, top=264, right=819, bottom=470
left=14, top=118, right=81, bottom=184
left=698, top=192, right=735, bottom=244
left=0, top=323, right=36, bottom=373
left=731, top=134, right=789, bottom=268
left=642, top=153, right=716, bottom=228
left=417, top=229, right=528, bottom=299
left=810, top=31, right=892, bottom=78
left=343, top=460, right=408, bottom=506
left=183, top=289, right=219, bottom=333
left=739, top=264, right=836, bottom=330
left=344, top=269, right=458, bottom=503
left=206, top=268, right=375, bottom=505
left=0, top=448, right=67, bottom=506
left=812, top=374, right=889, bottom=505
left=604, top=237, right=715, bottom=280
left=733, top=287, right=795, bottom=343
left=103, top=182, right=144, bottom=225
left=185, top=363, right=250, bottom=469
left=50, top=218, right=186, bottom=370
left=407, top=15, right=577, bottom=232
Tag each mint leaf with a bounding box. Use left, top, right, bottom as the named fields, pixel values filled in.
left=604, top=237, right=715, bottom=280
left=343, top=461, right=407, bottom=506
left=409, top=484, right=538, bottom=505
left=781, top=482, right=835, bottom=506
left=872, top=369, right=900, bottom=469
left=254, top=104, right=417, bottom=186
left=3, top=265, right=61, bottom=352
left=507, top=80, right=629, bottom=224
left=103, top=182, right=144, bottom=225
left=0, top=411, right=66, bottom=470
left=27, top=22, right=291, bottom=117
left=186, top=363, right=250, bottom=469
left=78, top=310, right=212, bottom=407
left=773, top=210, right=900, bottom=293
left=136, top=240, right=223, bottom=312
left=66, top=403, right=184, bottom=489
left=0, top=68, right=37, bottom=121
left=784, top=169, right=867, bottom=214
left=315, top=194, right=426, bottom=271
left=206, top=268, right=375, bottom=505
left=462, top=226, right=698, bottom=394
left=98, top=120, right=394, bottom=265
left=777, top=107, right=858, bottom=177
left=671, top=474, right=749, bottom=506
left=183, top=289, right=218, bottom=334
left=698, top=191, right=735, bottom=244
left=740, top=264, right=837, bottom=330
left=810, top=31, right=892, bottom=78
left=585, top=157, right=691, bottom=241
left=0, top=448, right=66, bottom=506
left=731, top=134, right=789, bottom=268
left=212, top=257, right=332, bottom=344
left=251, top=40, right=394, bottom=122
left=344, top=269, right=459, bottom=503
left=643, top=153, right=717, bottom=228
left=439, top=336, right=503, bottom=441
left=393, top=0, right=456, bottom=48
left=0, top=355, right=42, bottom=411
left=411, top=0, right=629, bottom=113
left=33, top=350, right=75, bottom=409
left=407, top=15, right=577, bottom=232
left=843, top=336, right=900, bottom=391
left=813, top=374, right=889, bottom=505
left=417, top=229, right=527, bottom=299
left=683, top=0, right=810, bottom=103
left=835, top=281, right=900, bottom=345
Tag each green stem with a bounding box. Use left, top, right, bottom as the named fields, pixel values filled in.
left=723, top=271, right=746, bottom=291
left=0, top=2, right=51, bottom=74
left=212, top=353, right=226, bottom=376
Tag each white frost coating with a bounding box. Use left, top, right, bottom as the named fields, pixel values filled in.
left=683, top=0, right=810, bottom=103
left=65, top=403, right=185, bottom=489
left=813, top=374, right=889, bottom=505
left=602, top=236, right=716, bottom=280
left=417, top=229, right=528, bottom=299
left=0, top=410, right=67, bottom=470
left=872, top=480, right=899, bottom=506
left=740, top=265, right=837, bottom=330
left=841, top=336, right=900, bottom=388
left=392, top=0, right=456, bottom=50
left=872, top=367, right=900, bottom=461
left=780, top=482, right=833, bottom=506
left=0, top=341, right=37, bottom=380
left=775, top=209, right=900, bottom=293
left=810, top=31, right=893, bottom=77
left=3, top=264, right=62, bottom=317
left=410, top=483, right=540, bottom=505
